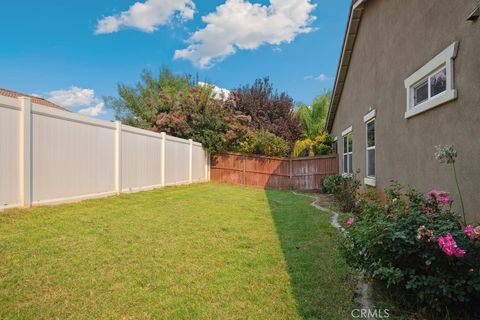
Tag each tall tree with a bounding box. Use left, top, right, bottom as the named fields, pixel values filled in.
left=108, top=67, right=193, bottom=129
left=295, top=91, right=330, bottom=139
left=107, top=67, right=250, bottom=153
left=155, top=85, right=250, bottom=153
left=230, top=78, right=303, bottom=145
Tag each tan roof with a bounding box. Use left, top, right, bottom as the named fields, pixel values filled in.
left=0, top=88, right=68, bottom=111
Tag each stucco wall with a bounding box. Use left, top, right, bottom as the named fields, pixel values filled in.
left=331, top=0, right=480, bottom=222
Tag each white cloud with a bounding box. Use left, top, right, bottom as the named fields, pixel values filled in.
left=304, top=73, right=330, bottom=81
left=78, top=102, right=106, bottom=117
left=174, top=0, right=316, bottom=68
left=198, top=82, right=230, bottom=100
left=315, top=73, right=329, bottom=81
left=48, top=87, right=95, bottom=107
left=95, top=0, right=195, bottom=34
left=46, top=87, right=106, bottom=117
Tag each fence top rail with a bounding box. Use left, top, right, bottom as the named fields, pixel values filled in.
left=0, top=95, right=21, bottom=110
left=165, top=134, right=192, bottom=145
left=31, top=103, right=204, bottom=146
left=122, top=124, right=163, bottom=139
left=213, top=152, right=338, bottom=161
left=32, top=103, right=117, bottom=130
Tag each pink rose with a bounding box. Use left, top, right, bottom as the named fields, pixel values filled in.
left=416, top=225, right=435, bottom=242
left=346, top=218, right=354, bottom=227
left=438, top=232, right=466, bottom=258
left=465, top=225, right=474, bottom=238
left=454, top=249, right=466, bottom=258
left=438, top=197, right=450, bottom=205
left=427, top=189, right=450, bottom=205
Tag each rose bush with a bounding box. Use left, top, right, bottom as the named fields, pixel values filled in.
left=339, top=183, right=480, bottom=315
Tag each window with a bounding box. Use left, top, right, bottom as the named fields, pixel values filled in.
left=332, top=137, right=338, bottom=154
left=363, top=109, right=376, bottom=186
left=413, top=79, right=429, bottom=106
left=430, top=68, right=447, bottom=97
left=412, top=67, right=447, bottom=107
left=404, top=42, right=458, bottom=119
left=342, top=127, right=353, bottom=174
left=366, top=120, right=375, bottom=177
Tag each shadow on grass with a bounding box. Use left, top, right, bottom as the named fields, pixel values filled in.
left=265, top=189, right=354, bottom=320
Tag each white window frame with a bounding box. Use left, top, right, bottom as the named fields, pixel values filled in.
left=364, top=109, right=376, bottom=186
left=404, top=42, right=458, bottom=119
left=342, top=126, right=353, bottom=176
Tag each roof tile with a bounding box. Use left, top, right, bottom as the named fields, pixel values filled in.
left=0, top=88, right=68, bottom=111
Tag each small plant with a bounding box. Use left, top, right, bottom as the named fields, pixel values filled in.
left=434, top=145, right=466, bottom=225
left=321, top=175, right=342, bottom=194
left=321, top=174, right=360, bottom=212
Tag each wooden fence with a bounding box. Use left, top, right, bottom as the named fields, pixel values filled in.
left=211, top=152, right=338, bottom=190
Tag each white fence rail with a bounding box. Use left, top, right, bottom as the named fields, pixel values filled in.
left=0, top=95, right=209, bottom=210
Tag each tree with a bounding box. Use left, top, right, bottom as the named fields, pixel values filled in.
left=230, top=78, right=303, bottom=146
left=292, top=133, right=332, bottom=157
left=107, top=67, right=249, bottom=153
left=292, top=92, right=332, bottom=157
left=155, top=84, right=250, bottom=153
left=294, top=91, right=330, bottom=139
left=108, top=67, right=193, bottom=129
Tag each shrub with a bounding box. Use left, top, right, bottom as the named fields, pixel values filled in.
left=340, top=183, right=480, bottom=316
left=292, top=133, right=332, bottom=157
left=235, top=130, right=290, bottom=157
left=321, top=175, right=342, bottom=194
left=322, top=174, right=361, bottom=212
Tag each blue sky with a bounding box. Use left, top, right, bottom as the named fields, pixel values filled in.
left=0, top=0, right=350, bottom=120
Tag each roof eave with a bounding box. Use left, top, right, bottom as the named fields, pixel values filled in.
left=326, top=0, right=367, bottom=133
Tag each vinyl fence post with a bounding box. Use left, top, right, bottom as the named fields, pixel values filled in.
left=161, top=132, right=166, bottom=186
left=189, top=139, right=193, bottom=183
left=115, top=121, right=122, bottom=194
left=204, top=151, right=209, bottom=182
left=19, top=97, right=32, bottom=208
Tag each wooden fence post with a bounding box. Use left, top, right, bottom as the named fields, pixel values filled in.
left=19, top=97, right=32, bottom=208
left=243, top=154, right=246, bottom=185
left=289, top=157, right=293, bottom=189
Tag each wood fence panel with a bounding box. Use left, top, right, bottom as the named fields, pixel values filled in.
left=211, top=153, right=339, bottom=190
left=210, top=153, right=244, bottom=185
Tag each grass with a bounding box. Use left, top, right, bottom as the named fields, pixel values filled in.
left=0, top=183, right=354, bottom=319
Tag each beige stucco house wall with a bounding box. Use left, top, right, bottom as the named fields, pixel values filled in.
left=327, top=0, right=480, bottom=222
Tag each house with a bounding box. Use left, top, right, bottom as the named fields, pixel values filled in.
left=326, top=0, right=480, bottom=222
left=0, top=88, right=68, bottom=111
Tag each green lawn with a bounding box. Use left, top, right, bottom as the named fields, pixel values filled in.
left=0, top=183, right=353, bottom=319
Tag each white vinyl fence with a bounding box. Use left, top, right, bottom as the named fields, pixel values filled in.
left=0, top=95, right=209, bottom=210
